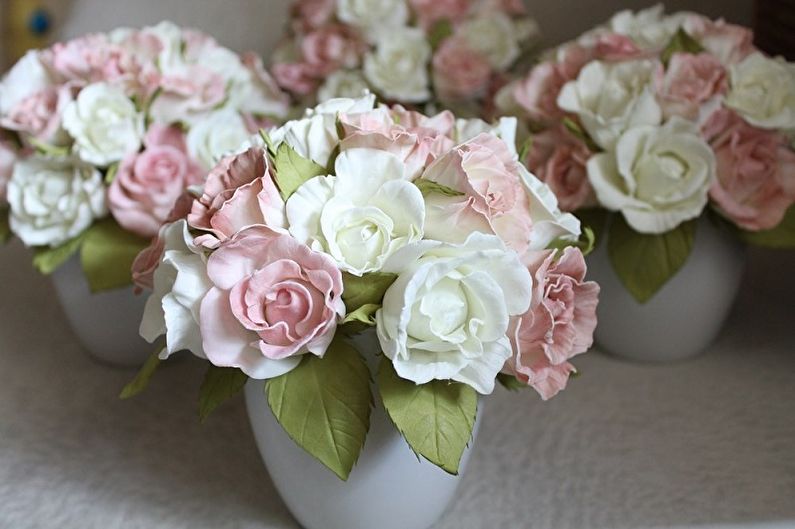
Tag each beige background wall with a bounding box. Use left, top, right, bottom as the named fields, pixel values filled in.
left=53, top=0, right=754, bottom=55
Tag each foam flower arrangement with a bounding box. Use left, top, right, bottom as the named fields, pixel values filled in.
left=499, top=4, right=795, bottom=302
left=0, top=22, right=288, bottom=291
left=124, top=93, right=600, bottom=480
left=270, top=0, right=539, bottom=117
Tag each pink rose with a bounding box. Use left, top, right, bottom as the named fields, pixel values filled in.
left=684, top=15, right=755, bottom=65
left=301, top=25, right=362, bottom=75
left=152, top=66, right=227, bottom=120
left=432, top=38, right=493, bottom=101
left=593, top=33, right=646, bottom=61
left=514, top=62, right=569, bottom=123
left=188, top=147, right=286, bottom=248
left=272, top=61, right=319, bottom=96
left=0, top=141, right=18, bottom=203
left=526, top=127, right=595, bottom=212
left=340, top=106, right=455, bottom=179
left=292, top=0, right=336, bottom=31
left=423, top=133, right=536, bottom=253
left=409, top=0, right=471, bottom=29
left=199, top=225, right=345, bottom=378
left=51, top=34, right=110, bottom=83
left=131, top=193, right=194, bottom=292
left=703, top=109, right=795, bottom=231
left=109, top=125, right=204, bottom=237
left=0, top=85, right=73, bottom=142
left=658, top=53, right=727, bottom=120
left=503, top=247, right=599, bottom=400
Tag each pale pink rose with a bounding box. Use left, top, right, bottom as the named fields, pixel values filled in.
left=188, top=147, right=286, bottom=248
left=684, top=15, right=755, bottom=65
left=240, top=52, right=290, bottom=117
left=514, top=62, right=569, bottom=123
left=388, top=105, right=456, bottom=136
left=131, top=193, right=194, bottom=292
left=339, top=106, right=455, bottom=179
left=432, top=38, right=492, bottom=101
left=423, top=132, right=536, bottom=253
left=108, top=125, right=204, bottom=238
left=301, top=25, right=362, bottom=75
left=409, top=0, right=471, bottom=28
left=503, top=247, right=599, bottom=400
left=703, top=109, right=795, bottom=231
left=0, top=85, right=73, bottom=142
left=593, top=33, right=646, bottom=61
left=292, top=0, right=336, bottom=31
left=272, top=62, right=319, bottom=96
left=154, top=66, right=227, bottom=118
left=51, top=34, right=110, bottom=82
left=200, top=225, right=345, bottom=378
left=658, top=52, right=727, bottom=120
left=526, top=127, right=595, bottom=212
left=0, top=141, right=17, bottom=203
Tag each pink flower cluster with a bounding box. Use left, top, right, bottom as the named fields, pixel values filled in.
left=0, top=22, right=288, bottom=240
left=510, top=9, right=795, bottom=231
left=272, top=0, right=537, bottom=109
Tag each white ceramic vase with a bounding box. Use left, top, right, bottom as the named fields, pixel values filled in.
left=587, top=216, right=746, bottom=362
left=244, top=331, right=480, bottom=529
left=51, top=255, right=151, bottom=367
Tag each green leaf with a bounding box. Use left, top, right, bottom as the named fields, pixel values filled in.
left=259, top=128, right=277, bottom=157
left=377, top=359, right=477, bottom=475
left=272, top=142, right=326, bottom=202
left=497, top=373, right=526, bottom=392
left=518, top=136, right=533, bottom=165
left=80, top=217, right=150, bottom=293
left=0, top=209, right=11, bottom=244
left=104, top=162, right=120, bottom=184
left=428, top=19, right=454, bottom=49
left=119, top=349, right=162, bottom=399
left=413, top=179, right=465, bottom=198
left=27, top=136, right=70, bottom=157
left=739, top=205, right=795, bottom=248
left=661, top=28, right=705, bottom=66
left=562, top=117, right=600, bottom=152
left=198, top=366, right=249, bottom=422
left=266, top=339, right=373, bottom=480
left=608, top=216, right=697, bottom=303
left=341, top=271, right=398, bottom=310
left=32, top=233, right=87, bottom=275
left=576, top=208, right=609, bottom=250
left=547, top=226, right=596, bottom=256
left=340, top=303, right=380, bottom=336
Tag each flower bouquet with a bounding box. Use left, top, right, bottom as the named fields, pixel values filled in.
left=127, top=94, right=599, bottom=529
left=502, top=5, right=795, bottom=361
left=0, top=22, right=288, bottom=365
left=271, top=0, right=539, bottom=117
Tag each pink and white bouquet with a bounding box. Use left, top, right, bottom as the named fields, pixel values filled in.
left=0, top=22, right=288, bottom=291
left=502, top=5, right=795, bottom=301
left=270, top=0, right=539, bottom=116
left=129, top=94, right=600, bottom=479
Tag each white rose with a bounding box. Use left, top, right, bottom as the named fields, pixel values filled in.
left=364, top=28, right=431, bottom=103
left=461, top=12, right=521, bottom=70
left=375, top=233, right=532, bottom=394
left=587, top=118, right=715, bottom=234
left=558, top=59, right=662, bottom=149
left=287, top=148, right=424, bottom=275
left=725, top=52, right=795, bottom=130
left=63, top=83, right=144, bottom=166
left=454, top=116, right=519, bottom=157
left=0, top=50, right=54, bottom=115
left=609, top=5, right=690, bottom=50
left=7, top=156, right=106, bottom=247
left=187, top=109, right=250, bottom=171
left=336, top=0, right=408, bottom=40
left=318, top=70, right=370, bottom=102
left=270, top=93, right=377, bottom=167
left=140, top=219, right=212, bottom=359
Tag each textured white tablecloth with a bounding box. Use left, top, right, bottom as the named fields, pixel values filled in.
left=0, top=239, right=793, bottom=529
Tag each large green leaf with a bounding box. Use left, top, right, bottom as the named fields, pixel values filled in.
left=341, top=271, right=397, bottom=310
left=377, top=359, right=477, bottom=475
left=266, top=339, right=373, bottom=480
left=80, top=217, right=150, bottom=293
left=32, top=233, right=88, bottom=275
left=661, top=28, right=705, bottom=65
left=198, top=366, right=249, bottom=422
left=608, top=216, right=697, bottom=303
left=739, top=205, right=795, bottom=248
left=272, top=142, right=326, bottom=202
left=119, top=349, right=162, bottom=399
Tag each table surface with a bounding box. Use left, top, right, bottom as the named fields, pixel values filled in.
left=0, top=239, right=793, bottom=529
